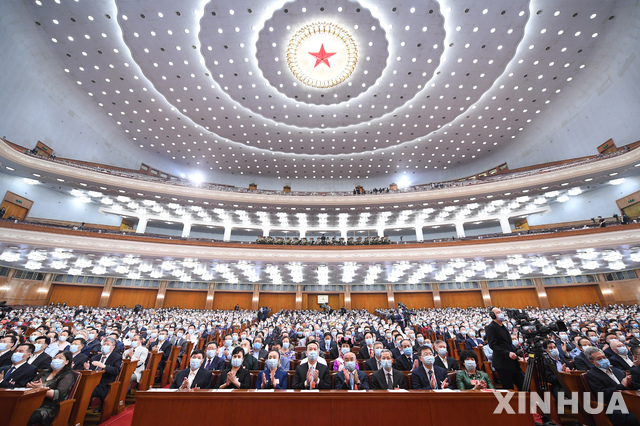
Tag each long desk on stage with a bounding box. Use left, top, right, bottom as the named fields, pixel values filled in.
left=0, top=388, right=47, bottom=426
left=132, top=389, right=534, bottom=426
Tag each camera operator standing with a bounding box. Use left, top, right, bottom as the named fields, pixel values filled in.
left=486, top=307, right=525, bottom=390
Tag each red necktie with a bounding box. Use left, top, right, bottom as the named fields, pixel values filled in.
left=369, top=349, right=373, bottom=358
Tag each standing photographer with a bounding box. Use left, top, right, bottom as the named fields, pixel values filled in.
left=486, top=307, right=525, bottom=390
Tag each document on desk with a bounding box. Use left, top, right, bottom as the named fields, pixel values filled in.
left=147, top=388, right=178, bottom=392
left=387, top=389, right=409, bottom=392
left=214, top=388, right=235, bottom=392
left=433, top=388, right=457, bottom=392
left=6, top=387, right=30, bottom=391
left=256, top=389, right=275, bottom=392
left=347, top=390, right=366, bottom=392
left=300, top=389, right=320, bottom=392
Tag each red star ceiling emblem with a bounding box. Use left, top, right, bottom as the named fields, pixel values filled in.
left=308, top=44, right=336, bottom=68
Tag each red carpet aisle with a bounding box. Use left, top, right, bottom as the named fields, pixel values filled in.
left=99, top=405, right=134, bottom=426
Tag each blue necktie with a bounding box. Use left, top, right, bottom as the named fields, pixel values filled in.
left=4, top=366, right=16, bottom=380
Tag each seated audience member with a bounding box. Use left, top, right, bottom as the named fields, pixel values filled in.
left=358, top=332, right=376, bottom=360
left=215, top=347, right=251, bottom=389
left=203, top=341, right=226, bottom=371
left=434, top=340, right=459, bottom=371
left=268, top=340, right=290, bottom=371
left=149, top=329, right=171, bottom=376
left=26, top=351, right=76, bottom=426
left=123, top=334, right=148, bottom=385
left=256, top=350, right=288, bottom=389
left=395, top=338, right=418, bottom=371
left=465, top=330, right=484, bottom=350
left=364, top=341, right=385, bottom=371
left=240, top=339, right=259, bottom=370
left=456, top=350, right=494, bottom=390
left=250, top=336, right=268, bottom=360
left=630, top=345, right=640, bottom=389
left=585, top=347, right=640, bottom=426
left=573, top=338, right=594, bottom=371
left=170, top=349, right=212, bottom=390
left=335, top=351, right=369, bottom=390
left=542, top=340, right=569, bottom=399
left=320, top=332, right=335, bottom=353
left=0, top=335, right=17, bottom=368
left=81, top=329, right=100, bottom=356
left=292, top=341, right=331, bottom=389
left=412, top=346, right=449, bottom=390
left=333, top=338, right=355, bottom=371
left=279, top=336, right=295, bottom=361
left=86, top=337, right=122, bottom=403
left=371, top=349, right=407, bottom=390
left=28, top=335, right=53, bottom=370
left=609, top=339, right=634, bottom=371
left=57, top=330, right=71, bottom=353
left=0, top=343, right=38, bottom=388
left=69, top=338, right=88, bottom=371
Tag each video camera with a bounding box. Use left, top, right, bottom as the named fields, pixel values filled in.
left=506, top=308, right=567, bottom=342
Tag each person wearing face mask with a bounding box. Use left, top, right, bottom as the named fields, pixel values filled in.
left=85, top=337, right=123, bottom=402
left=292, top=341, right=331, bottom=389
left=370, top=349, right=407, bottom=390
left=629, top=346, right=640, bottom=390
left=542, top=340, right=569, bottom=400
left=257, top=350, right=288, bottom=389
left=81, top=328, right=101, bottom=357
left=411, top=346, right=449, bottom=390
left=395, top=339, right=418, bottom=371
left=215, top=346, right=250, bottom=389
left=27, top=335, right=53, bottom=370
left=585, top=347, right=640, bottom=426
left=171, top=350, right=212, bottom=390
left=0, top=335, right=17, bottom=368
left=358, top=332, right=376, bottom=360
left=26, top=351, right=76, bottom=426
left=464, top=330, right=484, bottom=350
left=433, top=340, right=459, bottom=371
left=333, top=338, right=356, bottom=371
left=609, top=339, right=634, bottom=371
left=364, top=342, right=385, bottom=371
left=239, top=339, right=259, bottom=370
left=335, top=351, right=369, bottom=390
left=250, top=336, right=268, bottom=360
left=320, top=332, right=336, bottom=353
left=572, top=337, right=594, bottom=371
left=202, top=342, right=226, bottom=371
left=69, top=337, right=88, bottom=371
left=0, top=343, right=37, bottom=388
left=455, top=350, right=494, bottom=390
left=485, top=307, right=525, bottom=390
left=123, top=334, right=149, bottom=385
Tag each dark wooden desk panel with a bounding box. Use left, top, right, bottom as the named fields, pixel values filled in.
left=132, top=390, right=534, bottom=426
left=0, top=388, right=47, bottom=426
left=622, top=391, right=640, bottom=420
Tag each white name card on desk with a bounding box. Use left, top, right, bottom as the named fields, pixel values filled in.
left=147, top=388, right=178, bottom=392
left=214, top=388, right=235, bottom=392
left=300, top=389, right=320, bottom=392
left=387, top=389, right=409, bottom=392
left=433, top=389, right=457, bottom=392
left=256, top=389, right=275, bottom=392
left=347, top=390, right=366, bottom=392
left=6, top=388, right=30, bottom=391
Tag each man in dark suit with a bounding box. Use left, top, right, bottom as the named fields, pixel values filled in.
left=585, top=347, right=640, bottom=426
left=248, top=336, right=268, bottom=360
left=81, top=328, right=101, bottom=357
left=411, top=346, right=449, bottom=389
left=364, top=342, right=384, bottom=371
left=357, top=332, right=376, bottom=360
left=485, top=307, right=525, bottom=390
left=395, top=339, right=418, bottom=371
left=170, top=349, right=212, bottom=390
left=630, top=345, right=640, bottom=389
left=609, top=339, right=634, bottom=371
left=542, top=340, right=569, bottom=400
left=433, top=340, right=459, bottom=371
left=335, top=352, right=369, bottom=389
left=464, top=331, right=484, bottom=350
left=329, top=333, right=343, bottom=359
left=27, top=335, right=52, bottom=370
left=292, top=341, right=331, bottom=389
left=320, top=333, right=336, bottom=354
left=70, top=337, right=88, bottom=371
left=554, top=332, right=575, bottom=362
left=370, top=349, right=408, bottom=389
left=573, top=338, right=595, bottom=371
left=149, top=329, right=172, bottom=376
left=87, top=338, right=123, bottom=402
left=0, top=335, right=17, bottom=368
left=390, top=334, right=404, bottom=359
left=203, top=342, right=226, bottom=371
left=0, top=343, right=38, bottom=388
